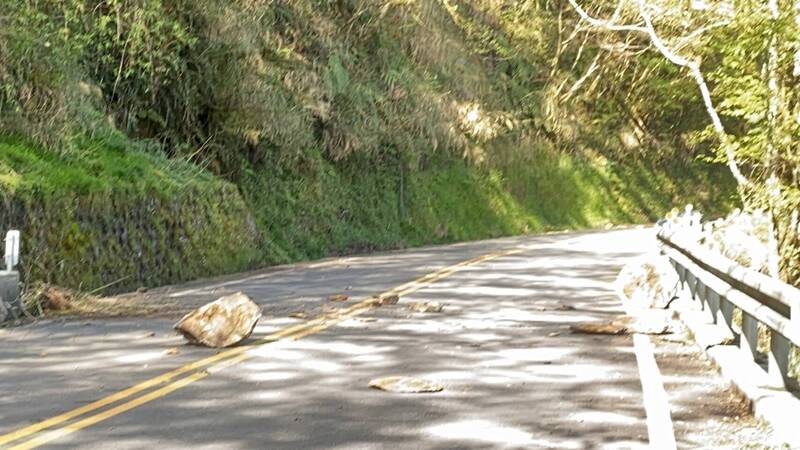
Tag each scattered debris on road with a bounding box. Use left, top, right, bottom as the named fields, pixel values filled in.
left=11, top=282, right=167, bottom=323
left=369, top=376, right=444, bottom=393
left=288, top=310, right=308, bottom=319
left=28, top=284, right=76, bottom=312
left=370, top=294, right=399, bottom=306
left=407, top=301, right=444, bottom=313
left=616, top=255, right=678, bottom=308
left=174, top=292, right=262, bottom=348
left=327, top=294, right=349, bottom=302
left=570, top=313, right=673, bottom=336
left=570, top=322, right=628, bottom=335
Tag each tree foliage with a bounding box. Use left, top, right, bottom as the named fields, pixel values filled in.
left=564, top=0, right=800, bottom=283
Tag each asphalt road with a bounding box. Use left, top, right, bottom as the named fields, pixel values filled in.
left=0, top=228, right=777, bottom=449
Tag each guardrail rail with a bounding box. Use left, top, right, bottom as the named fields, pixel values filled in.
left=658, top=229, right=800, bottom=389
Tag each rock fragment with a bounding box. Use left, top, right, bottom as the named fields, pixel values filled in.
left=570, top=313, right=673, bottom=336
left=369, top=376, right=444, bottom=393
left=327, top=294, right=349, bottom=302
left=174, top=292, right=261, bottom=348
left=408, top=301, right=444, bottom=313
left=378, top=295, right=399, bottom=305
left=570, top=322, right=628, bottom=335
left=616, top=255, right=679, bottom=309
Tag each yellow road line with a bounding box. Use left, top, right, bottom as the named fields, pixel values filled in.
left=1, top=246, right=522, bottom=449
left=0, top=320, right=313, bottom=446
left=9, top=353, right=250, bottom=450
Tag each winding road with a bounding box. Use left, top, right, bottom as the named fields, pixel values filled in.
left=0, top=228, right=774, bottom=449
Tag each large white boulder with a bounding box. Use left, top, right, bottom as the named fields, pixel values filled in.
left=174, top=292, right=262, bottom=348
left=616, top=255, right=678, bottom=309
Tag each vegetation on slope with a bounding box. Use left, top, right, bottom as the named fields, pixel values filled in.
left=0, top=0, right=737, bottom=292
left=0, top=137, right=259, bottom=290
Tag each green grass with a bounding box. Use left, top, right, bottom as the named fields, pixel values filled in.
left=0, top=136, right=215, bottom=195
left=240, top=146, right=737, bottom=266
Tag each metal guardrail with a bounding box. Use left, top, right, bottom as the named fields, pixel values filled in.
left=658, top=229, right=800, bottom=388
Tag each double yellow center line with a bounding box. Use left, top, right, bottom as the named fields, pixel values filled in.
left=0, top=246, right=524, bottom=449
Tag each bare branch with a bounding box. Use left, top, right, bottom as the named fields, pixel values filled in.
left=562, top=52, right=602, bottom=101
left=566, top=0, right=646, bottom=33
left=567, top=0, right=752, bottom=188
left=636, top=1, right=750, bottom=187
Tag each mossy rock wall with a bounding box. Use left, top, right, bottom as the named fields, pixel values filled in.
left=0, top=138, right=260, bottom=293
left=0, top=185, right=259, bottom=293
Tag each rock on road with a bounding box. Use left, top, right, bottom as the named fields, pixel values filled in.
left=0, top=228, right=777, bottom=449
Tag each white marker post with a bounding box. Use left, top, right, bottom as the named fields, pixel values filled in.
left=4, top=230, right=20, bottom=272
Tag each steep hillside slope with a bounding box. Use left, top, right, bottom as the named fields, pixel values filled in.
left=0, top=0, right=735, bottom=292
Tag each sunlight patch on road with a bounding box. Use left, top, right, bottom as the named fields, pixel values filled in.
left=519, top=363, right=625, bottom=382
left=246, top=371, right=296, bottom=382
left=494, top=347, right=575, bottom=362
left=113, top=352, right=164, bottom=364
left=238, top=361, right=285, bottom=373
left=349, top=353, right=387, bottom=363
left=570, top=411, right=640, bottom=426
left=251, top=391, right=286, bottom=401
left=425, top=419, right=582, bottom=449
left=287, top=340, right=391, bottom=356
left=335, top=318, right=372, bottom=328
left=299, top=359, right=341, bottom=373
left=423, top=370, right=478, bottom=381
left=462, top=311, right=600, bottom=324
left=426, top=285, right=537, bottom=297
left=383, top=321, right=458, bottom=333
left=247, top=345, right=306, bottom=360
left=459, top=332, right=505, bottom=342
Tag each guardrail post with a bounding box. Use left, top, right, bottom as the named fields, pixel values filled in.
left=767, top=331, right=791, bottom=388
left=674, top=263, right=685, bottom=290
left=740, top=312, right=759, bottom=362
left=719, top=297, right=735, bottom=334
left=698, top=281, right=709, bottom=312
left=707, top=289, right=720, bottom=325
left=686, top=272, right=698, bottom=302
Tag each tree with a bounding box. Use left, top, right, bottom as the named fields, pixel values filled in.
left=567, top=0, right=800, bottom=283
